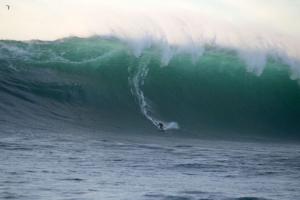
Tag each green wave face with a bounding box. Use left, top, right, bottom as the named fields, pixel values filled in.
left=1, top=37, right=300, bottom=139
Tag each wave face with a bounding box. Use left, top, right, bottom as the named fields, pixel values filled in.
left=1, top=37, right=300, bottom=139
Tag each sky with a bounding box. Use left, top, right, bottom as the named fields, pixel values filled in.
left=1, top=0, right=299, bottom=40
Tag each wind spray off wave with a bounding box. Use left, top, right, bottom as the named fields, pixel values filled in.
left=1, top=1, right=300, bottom=66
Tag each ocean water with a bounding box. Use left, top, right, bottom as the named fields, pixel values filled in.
left=1, top=128, right=300, bottom=200
left=1, top=36, right=300, bottom=200
left=1, top=37, right=300, bottom=138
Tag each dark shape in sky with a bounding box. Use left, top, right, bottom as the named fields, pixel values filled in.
left=6, top=5, right=10, bottom=10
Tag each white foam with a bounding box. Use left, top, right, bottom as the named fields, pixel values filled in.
left=128, top=53, right=180, bottom=131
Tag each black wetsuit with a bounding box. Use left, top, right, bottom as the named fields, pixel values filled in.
left=158, top=123, right=164, bottom=130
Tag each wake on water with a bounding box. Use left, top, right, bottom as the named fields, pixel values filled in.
left=129, top=53, right=179, bottom=131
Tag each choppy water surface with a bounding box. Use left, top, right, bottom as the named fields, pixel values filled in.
left=1, top=129, right=299, bottom=200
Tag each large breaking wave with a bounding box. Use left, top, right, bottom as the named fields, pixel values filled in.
left=0, top=36, right=300, bottom=139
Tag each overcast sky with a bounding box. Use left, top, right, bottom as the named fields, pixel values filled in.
left=1, top=0, right=299, bottom=41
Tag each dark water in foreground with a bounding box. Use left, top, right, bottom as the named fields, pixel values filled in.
left=1, top=129, right=299, bottom=200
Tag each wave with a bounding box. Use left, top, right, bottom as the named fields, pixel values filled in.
left=0, top=36, right=300, bottom=139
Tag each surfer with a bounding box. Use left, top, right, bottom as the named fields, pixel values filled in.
left=158, top=122, right=164, bottom=131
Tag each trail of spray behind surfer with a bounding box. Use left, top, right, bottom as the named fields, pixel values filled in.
left=128, top=53, right=179, bottom=130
